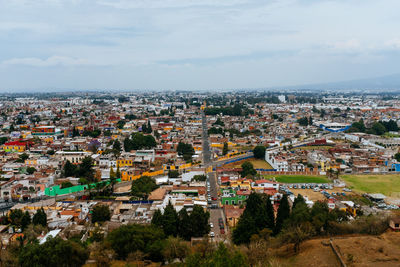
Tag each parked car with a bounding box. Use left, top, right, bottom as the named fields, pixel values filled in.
left=210, top=223, right=214, bottom=228
left=210, top=232, right=215, bottom=237
left=220, top=228, right=225, bottom=234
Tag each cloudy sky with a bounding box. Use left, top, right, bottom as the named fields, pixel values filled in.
left=0, top=0, right=400, bottom=91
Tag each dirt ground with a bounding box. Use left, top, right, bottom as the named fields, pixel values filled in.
left=275, top=231, right=400, bottom=267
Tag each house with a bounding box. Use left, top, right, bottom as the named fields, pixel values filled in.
left=220, top=189, right=247, bottom=206
left=3, top=141, right=26, bottom=152
left=252, top=179, right=280, bottom=191
left=224, top=205, right=244, bottom=228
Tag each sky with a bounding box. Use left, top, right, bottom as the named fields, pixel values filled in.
left=0, top=0, right=400, bottom=91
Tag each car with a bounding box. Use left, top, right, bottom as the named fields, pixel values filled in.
left=210, top=223, right=214, bottom=228
left=220, top=228, right=225, bottom=234
left=212, top=197, right=217, bottom=201
left=210, top=232, right=215, bottom=237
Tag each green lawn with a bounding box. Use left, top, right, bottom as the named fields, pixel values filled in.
left=263, top=175, right=330, bottom=184
left=340, top=174, right=400, bottom=197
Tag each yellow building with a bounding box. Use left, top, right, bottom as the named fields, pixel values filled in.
left=3, top=141, right=26, bottom=152
left=117, top=159, right=133, bottom=167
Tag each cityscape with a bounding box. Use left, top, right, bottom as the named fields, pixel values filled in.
left=0, top=91, right=398, bottom=266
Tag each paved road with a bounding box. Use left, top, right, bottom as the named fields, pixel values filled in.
left=201, top=111, right=228, bottom=242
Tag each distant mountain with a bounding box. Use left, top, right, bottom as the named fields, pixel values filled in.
left=282, top=73, right=400, bottom=91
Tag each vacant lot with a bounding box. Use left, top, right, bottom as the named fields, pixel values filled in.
left=341, top=174, right=400, bottom=197
left=227, top=159, right=273, bottom=169
left=275, top=232, right=400, bottom=267
left=263, top=175, right=330, bottom=184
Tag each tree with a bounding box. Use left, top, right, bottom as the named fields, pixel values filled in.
left=116, top=120, right=126, bottom=129
left=222, top=142, right=228, bottom=156
left=107, top=224, right=165, bottom=261
left=232, top=193, right=274, bottom=245
left=17, top=153, right=29, bottom=163
left=177, top=142, right=195, bottom=162
left=163, top=236, right=190, bottom=263
left=151, top=209, right=164, bottom=227
left=178, top=208, right=192, bottom=240
left=131, top=176, right=158, bottom=199
left=116, top=164, right=121, bottom=179
left=124, top=132, right=157, bottom=151
left=190, top=205, right=210, bottom=238
left=26, top=167, right=36, bottom=175
left=193, top=174, right=207, bottom=182
left=112, top=140, right=121, bottom=155
left=292, top=194, right=305, bottom=210
left=21, top=211, right=31, bottom=231
left=163, top=201, right=179, bottom=237
left=77, top=156, right=95, bottom=182
left=395, top=153, right=400, bottom=162
left=168, top=170, right=180, bottom=178
left=274, top=194, right=290, bottom=235
left=209, top=243, right=248, bottom=267
left=9, top=209, right=24, bottom=228
left=91, top=205, right=111, bottom=224
left=32, top=208, right=47, bottom=227
left=63, top=160, right=76, bottom=177
left=241, top=162, right=257, bottom=177
left=61, top=181, right=73, bottom=189
left=253, top=145, right=266, bottom=159
left=109, top=167, right=116, bottom=179
left=18, top=237, right=88, bottom=267
left=279, top=223, right=315, bottom=253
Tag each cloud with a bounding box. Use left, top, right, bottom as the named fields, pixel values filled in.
left=98, top=0, right=250, bottom=9
left=330, top=39, right=361, bottom=50
left=2, top=56, right=102, bottom=67
left=385, top=39, right=400, bottom=49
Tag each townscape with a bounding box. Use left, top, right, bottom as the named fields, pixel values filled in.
left=0, top=91, right=399, bottom=266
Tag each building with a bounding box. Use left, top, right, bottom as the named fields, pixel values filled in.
left=3, top=141, right=26, bottom=152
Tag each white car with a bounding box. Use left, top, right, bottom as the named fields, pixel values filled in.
left=210, top=223, right=214, bottom=228
left=210, top=231, right=215, bottom=237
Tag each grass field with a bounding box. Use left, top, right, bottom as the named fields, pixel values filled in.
left=263, top=175, right=330, bottom=184
left=340, top=174, right=400, bottom=197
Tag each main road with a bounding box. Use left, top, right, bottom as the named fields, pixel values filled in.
left=201, top=111, right=229, bottom=242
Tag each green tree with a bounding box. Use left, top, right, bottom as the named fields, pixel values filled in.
left=292, top=194, right=305, bottom=210
left=190, top=205, right=210, bottom=238
left=253, top=145, right=266, bottom=159
left=77, top=156, right=95, bottom=182
left=241, top=162, right=257, bottom=177
left=177, top=142, right=195, bottom=162
left=26, top=166, right=36, bottom=175
left=18, top=237, right=88, bottom=267
left=168, top=170, right=180, bottom=178
left=223, top=142, right=228, bottom=156
left=163, top=201, right=179, bottom=237
left=9, top=209, right=24, bottom=228
left=107, top=224, right=165, bottom=261
left=109, top=167, right=116, bottom=179
left=395, top=153, right=400, bottom=162
left=60, top=181, right=73, bottom=189
left=131, top=176, right=158, bottom=199
left=151, top=209, right=164, bottom=227
left=21, top=211, right=31, bottom=230
left=32, top=208, right=47, bottom=227
left=178, top=208, right=192, bottom=240
left=63, top=160, right=76, bottom=177
left=91, top=205, right=111, bottom=224
left=274, top=194, right=290, bottom=235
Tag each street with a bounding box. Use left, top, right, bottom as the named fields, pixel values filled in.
left=201, top=111, right=228, bottom=242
